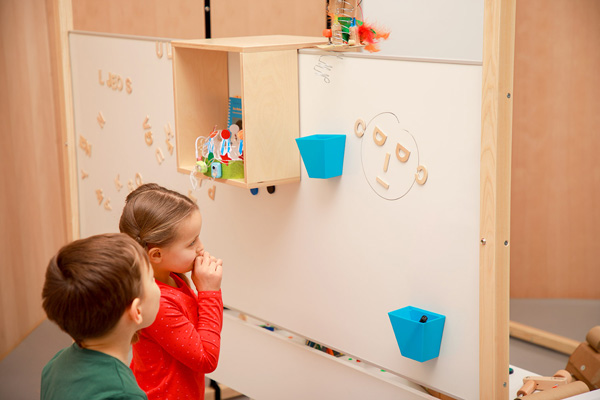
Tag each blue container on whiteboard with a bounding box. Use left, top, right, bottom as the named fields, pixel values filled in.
left=295, top=134, right=346, bottom=179
left=388, top=306, right=446, bottom=362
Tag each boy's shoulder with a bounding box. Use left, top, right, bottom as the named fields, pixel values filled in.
left=41, top=343, right=147, bottom=400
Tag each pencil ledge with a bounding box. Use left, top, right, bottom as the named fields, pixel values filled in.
left=388, top=306, right=446, bottom=363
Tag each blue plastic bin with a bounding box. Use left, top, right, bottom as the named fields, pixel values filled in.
left=388, top=306, right=446, bottom=362
left=295, top=134, right=346, bottom=179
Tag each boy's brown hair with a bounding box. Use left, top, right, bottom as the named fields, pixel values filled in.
left=42, top=233, right=148, bottom=344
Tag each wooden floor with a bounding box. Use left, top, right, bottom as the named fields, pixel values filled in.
left=0, top=299, right=598, bottom=399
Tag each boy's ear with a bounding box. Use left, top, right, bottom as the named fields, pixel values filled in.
left=148, top=247, right=162, bottom=264
left=128, top=298, right=143, bottom=326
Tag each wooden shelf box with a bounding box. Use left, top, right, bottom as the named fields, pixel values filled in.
left=171, top=35, right=326, bottom=188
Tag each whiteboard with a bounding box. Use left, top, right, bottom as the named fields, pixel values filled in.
left=361, top=0, right=484, bottom=63
left=70, top=33, right=482, bottom=399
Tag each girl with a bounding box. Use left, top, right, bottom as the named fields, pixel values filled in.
left=119, top=183, right=223, bottom=400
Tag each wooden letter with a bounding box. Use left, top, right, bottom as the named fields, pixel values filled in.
left=115, top=174, right=123, bottom=191
left=166, top=42, right=173, bottom=59
left=156, top=41, right=163, bottom=59
left=128, top=179, right=135, bottom=192
left=144, top=131, right=153, bottom=146
left=81, top=170, right=89, bottom=180
left=95, top=189, right=104, bottom=205
left=79, top=135, right=92, bottom=157
left=415, top=165, right=428, bottom=185
left=98, top=70, right=104, bottom=86
left=383, top=152, right=390, bottom=172
left=354, top=118, right=365, bottom=138
left=396, top=143, right=410, bottom=163
left=208, top=185, right=216, bottom=200
left=373, top=126, right=387, bottom=146
left=166, top=139, right=174, bottom=155
left=155, top=147, right=165, bottom=164
left=104, top=198, right=112, bottom=211
left=143, top=115, right=151, bottom=130
left=126, top=78, right=132, bottom=94
left=97, top=112, right=105, bottom=129
left=376, top=176, right=389, bottom=189
left=135, top=173, right=143, bottom=188
left=164, top=123, right=173, bottom=139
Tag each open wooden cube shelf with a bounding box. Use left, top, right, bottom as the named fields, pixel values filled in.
left=171, top=35, right=326, bottom=188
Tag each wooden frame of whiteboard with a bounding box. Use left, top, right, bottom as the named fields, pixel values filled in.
left=479, top=0, right=516, bottom=398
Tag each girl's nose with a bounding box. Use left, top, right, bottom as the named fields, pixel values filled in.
left=196, top=241, right=204, bottom=255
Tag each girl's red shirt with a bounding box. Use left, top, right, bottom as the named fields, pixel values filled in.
left=131, top=273, right=223, bottom=400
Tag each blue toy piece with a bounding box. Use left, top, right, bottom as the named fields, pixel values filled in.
left=295, top=134, right=346, bottom=179
left=250, top=188, right=259, bottom=195
left=211, top=162, right=222, bottom=179
left=388, top=306, right=446, bottom=362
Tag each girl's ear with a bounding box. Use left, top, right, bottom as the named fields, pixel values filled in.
left=128, top=298, right=143, bottom=326
left=148, top=247, right=162, bottom=264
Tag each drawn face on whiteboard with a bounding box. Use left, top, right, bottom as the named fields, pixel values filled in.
left=355, top=112, right=428, bottom=200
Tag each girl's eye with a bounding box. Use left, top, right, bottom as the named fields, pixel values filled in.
left=189, top=238, right=197, bottom=246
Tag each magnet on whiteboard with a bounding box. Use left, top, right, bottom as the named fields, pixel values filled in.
left=97, top=112, right=106, bottom=129
left=95, top=189, right=104, bottom=205
left=373, top=126, right=387, bottom=146
left=383, top=153, right=390, bottom=172
left=145, top=131, right=153, bottom=146
left=155, top=147, right=165, bottom=164
left=354, top=118, right=366, bottom=138
left=396, top=143, right=410, bottom=163
left=135, top=173, right=143, bottom=187
left=164, top=123, right=173, bottom=139
left=376, top=176, right=389, bottom=189
left=415, top=165, right=428, bottom=185
left=115, top=175, right=123, bottom=191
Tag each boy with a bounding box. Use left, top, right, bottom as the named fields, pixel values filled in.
left=41, top=233, right=160, bottom=400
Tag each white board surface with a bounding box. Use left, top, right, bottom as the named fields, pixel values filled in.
left=70, top=33, right=482, bottom=399
left=361, top=0, right=484, bottom=62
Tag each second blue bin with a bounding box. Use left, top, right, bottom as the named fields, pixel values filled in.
left=388, top=306, right=446, bottom=363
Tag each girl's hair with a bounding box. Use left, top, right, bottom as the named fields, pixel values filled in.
left=42, top=233, right=148, bottom=345
left=119, top=183, right=198, bottom=249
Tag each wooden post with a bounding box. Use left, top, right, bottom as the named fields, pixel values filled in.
left=480, top=0, right=516, bottom=398
left=48, top=0, right=78, bottom=241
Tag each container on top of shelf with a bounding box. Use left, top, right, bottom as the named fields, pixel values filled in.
left=295, top=134, right=346, bottom=179
left=388, top=306, right=446, bottom=363
left=171, top=35, right=327, bottom=189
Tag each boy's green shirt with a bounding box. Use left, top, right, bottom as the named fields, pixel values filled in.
left=41, top=343, right=147, bottom=400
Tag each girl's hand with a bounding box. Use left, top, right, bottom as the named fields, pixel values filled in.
left=191, top=251, right=223, bottom=292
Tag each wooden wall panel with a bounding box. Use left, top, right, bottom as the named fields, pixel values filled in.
left=211, top=0, right=325, bottom=38
left=72, top=0, right=206, bottom=39
left=511, top=0, right=600, bottom=298
left=0, top=0, right=69, bottom=359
